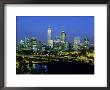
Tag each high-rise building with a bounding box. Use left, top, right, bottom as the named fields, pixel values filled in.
left=47, top=26, right=52, bottom=47
left=60, top=31, right=66, bottom=43
left=24, top=37, right=31, bottom=50
left=73, top=37, right=81, bottom=51
left=53, top=36, right=61, bottom=50
left=31, top=37, right=37, bottom=51
left=59, top=31, right=66, bottom=51
left=49, top=40, right=53, bottom=48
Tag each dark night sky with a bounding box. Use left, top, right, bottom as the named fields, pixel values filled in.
left=16, top=16, right=94, bottom=44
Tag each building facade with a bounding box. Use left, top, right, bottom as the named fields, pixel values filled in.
left=60, top=31, right=66, bottom=43
left=47, top=26, right=52, bottom=47
left=73, top=37, right=81, bottom=51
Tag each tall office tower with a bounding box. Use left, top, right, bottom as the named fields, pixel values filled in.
left=53, top=36, right=61, bottom=50
left=24, top=37, right=31, bottom=50
left=50, top=40, right=53, bottom=48
left=31, top=37, right=37, bottom=51
left=60, top=31, right=66, bottom=43
left=73, top=37, right=81, bottom=51
left=47, top=26, right=52, bottom=47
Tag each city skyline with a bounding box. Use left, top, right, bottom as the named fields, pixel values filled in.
left=16, top=16, right=94, bottom=44
left=16, top=16, right=94, bottom=74
left=17, top=28, right=91, bottom=52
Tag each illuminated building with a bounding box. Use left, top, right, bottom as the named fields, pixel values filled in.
left=53, top=37, right=61, bottom=50
left=50, top=40, right=53, bottom=48
left=47, top=26, right=52, bottom=47
left=31, top=37, right=37, bottom=51
left=59, top=30, right=66, bottom=50
left=60, top=31, right=66, bottom=43
left=73, top=37, right=81, bottom=51
left=24, top=37, right=31, bottom=50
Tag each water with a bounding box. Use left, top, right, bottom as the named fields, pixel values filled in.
left=16, top=61, right=94, bottom=74
left=32, top=64, right=48, bottom=74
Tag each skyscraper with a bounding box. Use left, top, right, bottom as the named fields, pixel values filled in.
left=73, top=37, right=81, bottom=51
left=31, top=37, right=37, bottom=51
left=60, top=31, right=66, bottom=43
left=49, top=40, right=54, bottom=48
left=53, top=36, right=61, bottom=50
left=47, top=26, right=52, bottom=47
left=24, top=37, right=31, bottom=50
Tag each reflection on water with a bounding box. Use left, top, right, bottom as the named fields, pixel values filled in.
left=32, top=64, right=48, bottom=74
left=16, top=61, right=94, bottom=74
